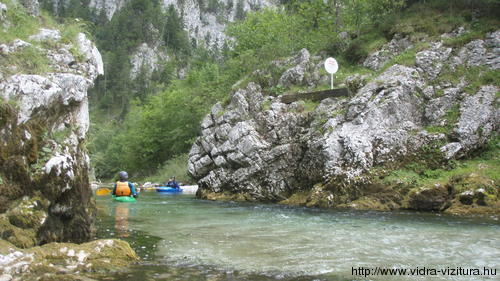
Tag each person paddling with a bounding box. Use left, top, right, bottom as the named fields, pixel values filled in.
left=112, top=171, right=138, bottom=198
left=166, top=176, right=180, bottom=189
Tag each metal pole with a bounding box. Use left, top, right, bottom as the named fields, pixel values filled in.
left=331, top=73, right=334, bottom=89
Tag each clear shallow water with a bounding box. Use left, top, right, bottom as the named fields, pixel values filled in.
left=95, top=192, right=500, bottom=280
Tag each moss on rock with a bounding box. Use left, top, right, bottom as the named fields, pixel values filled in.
left=279, top=184, right=342, bottom=208
left=339, top=196, right=393, bottom=211
left=198, top=189, right=256, bottom=202
left=6, top=195, right=49, bottom=230
left=0, top=215, right=37, bottom=248
left=406, top=183, right=451, bottom=211
left=444, top=200, right=500, bottom=215
left=278, top=191, right=310, bottom=206
left=0, top=238, right=138, bottom=280
left=339, top=189, right=403, bottom=211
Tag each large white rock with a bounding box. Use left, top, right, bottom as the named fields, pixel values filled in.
left=29, top=28, right=61, bottom=42
left=456, top=85, right=498, bottom=149
left=76, top=33, right=104, bottom=77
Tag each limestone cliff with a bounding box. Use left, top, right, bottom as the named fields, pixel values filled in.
left=188, top=29, right=499, bottom=214
left=0, top=0, right=103, bottom=247
left=85, top=0, right=276, bottom=48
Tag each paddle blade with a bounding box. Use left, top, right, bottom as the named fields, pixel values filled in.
left=96, top=188, right=111, bottom=196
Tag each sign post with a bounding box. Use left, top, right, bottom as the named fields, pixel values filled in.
left=324, top=57, right=338, bottom=89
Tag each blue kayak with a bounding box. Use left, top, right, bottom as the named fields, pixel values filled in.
left=156, top=187, right=183, bottom=193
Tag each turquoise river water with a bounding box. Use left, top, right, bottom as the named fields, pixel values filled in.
left=95, top=192, right=499, bottom=280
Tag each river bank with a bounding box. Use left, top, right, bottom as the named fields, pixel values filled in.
left=197, top=147, right=500, bottom=218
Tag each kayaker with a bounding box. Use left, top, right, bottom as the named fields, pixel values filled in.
left=112, top=171, right=138, bottom=198
left=166, top=176, right=180, bottom=189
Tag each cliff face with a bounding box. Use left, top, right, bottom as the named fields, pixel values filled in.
left=0, top=0, right=103, bottom=247
left=90, top=0, right=276, bottom=48
left=188, top=30, right=499, bottom=213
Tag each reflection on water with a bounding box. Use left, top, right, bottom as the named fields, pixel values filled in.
left=96, top=192, right=500, bottom=280
left=115, top=203, right=130, bottom=238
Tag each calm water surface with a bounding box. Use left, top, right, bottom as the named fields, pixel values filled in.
left=95, top=192, right=500, bottom=280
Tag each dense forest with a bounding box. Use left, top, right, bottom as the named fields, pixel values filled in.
left=39, top=0, right=499, bottom=181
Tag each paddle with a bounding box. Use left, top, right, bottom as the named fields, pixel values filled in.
left=96, top=188, right=111, bottom=196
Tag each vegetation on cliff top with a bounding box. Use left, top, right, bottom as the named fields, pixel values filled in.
left=0, top=0, right=89, bottom=76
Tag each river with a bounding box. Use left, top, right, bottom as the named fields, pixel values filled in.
left=95, top=191, right=500, bottom=280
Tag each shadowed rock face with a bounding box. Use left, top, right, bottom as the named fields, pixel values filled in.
left=0, top=10, right=103, bottom=245
left=189, top=30, right=499, bottom=211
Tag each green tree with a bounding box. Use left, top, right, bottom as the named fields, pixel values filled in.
left=57, top=0, right=66, bottom=18
left=343, top=0, right=404, bottom=35
left=235, top=0, right=246, bottom=20
left=163, top=5, right=191, bottom=55
left=207, top=0, right=220, bottom=13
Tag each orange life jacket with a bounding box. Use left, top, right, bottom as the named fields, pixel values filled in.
left=115, top=181, right=131, bottom=196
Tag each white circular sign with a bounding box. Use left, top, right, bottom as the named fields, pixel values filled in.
left=324, top=57, right=338, bottom=74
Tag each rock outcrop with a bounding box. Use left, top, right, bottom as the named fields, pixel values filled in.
left=0, top=1, right=103, bottom=246
left=19, top=0, right=39, bottom=16
left=189, top=30, right=500, bottom=213
left=278, top=48, right=324, bottom=88
left=0, top=238, right=138, bottom=281
left=363, top=34, right=412, bottom=70
left=129, top=43, right=167, bottom=80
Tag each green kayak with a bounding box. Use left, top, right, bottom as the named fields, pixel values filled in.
left=112, top=195, right=136, bottom=202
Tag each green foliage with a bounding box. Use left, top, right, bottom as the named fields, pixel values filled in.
left=424, top=104, right=460, bottom=135
left=463, top=68, right=500, bottom=95
left=344, top=31, right=387, bottom=63
left=227, top=6, right=335, bottom=60
left=443, top=24, right=493, bottom=49
left=206, top=0, right=221, bottom=14
left=59, top=18, right=90, bottom=44
left=390, top=0, right=499, bottom=38
left=0, top=0, right=93, bottom=77
left=378, top=42, right=431, bottom=72
left=342, top=0, right=405, bottom=36
left=434, top=65, right=500, bottom=95
left=381, top=134, right=500, bottom=189
left=0, top=46, right=52, bottom=75
left=261, top=99, right=272, bottom=111
left=300, top=99, right=320, bottom=113
left=0, top=0, right=39, bottom=43
left=234, top=0, right=246, bottom=20
left=163, top=4, right=191, bottom=55
left=90, top=56, right=236, bottom=178
left=142, top=153, right=191, bottom=184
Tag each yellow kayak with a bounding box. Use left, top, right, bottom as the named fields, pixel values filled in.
left=96, top=188, right=111, bottom=196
